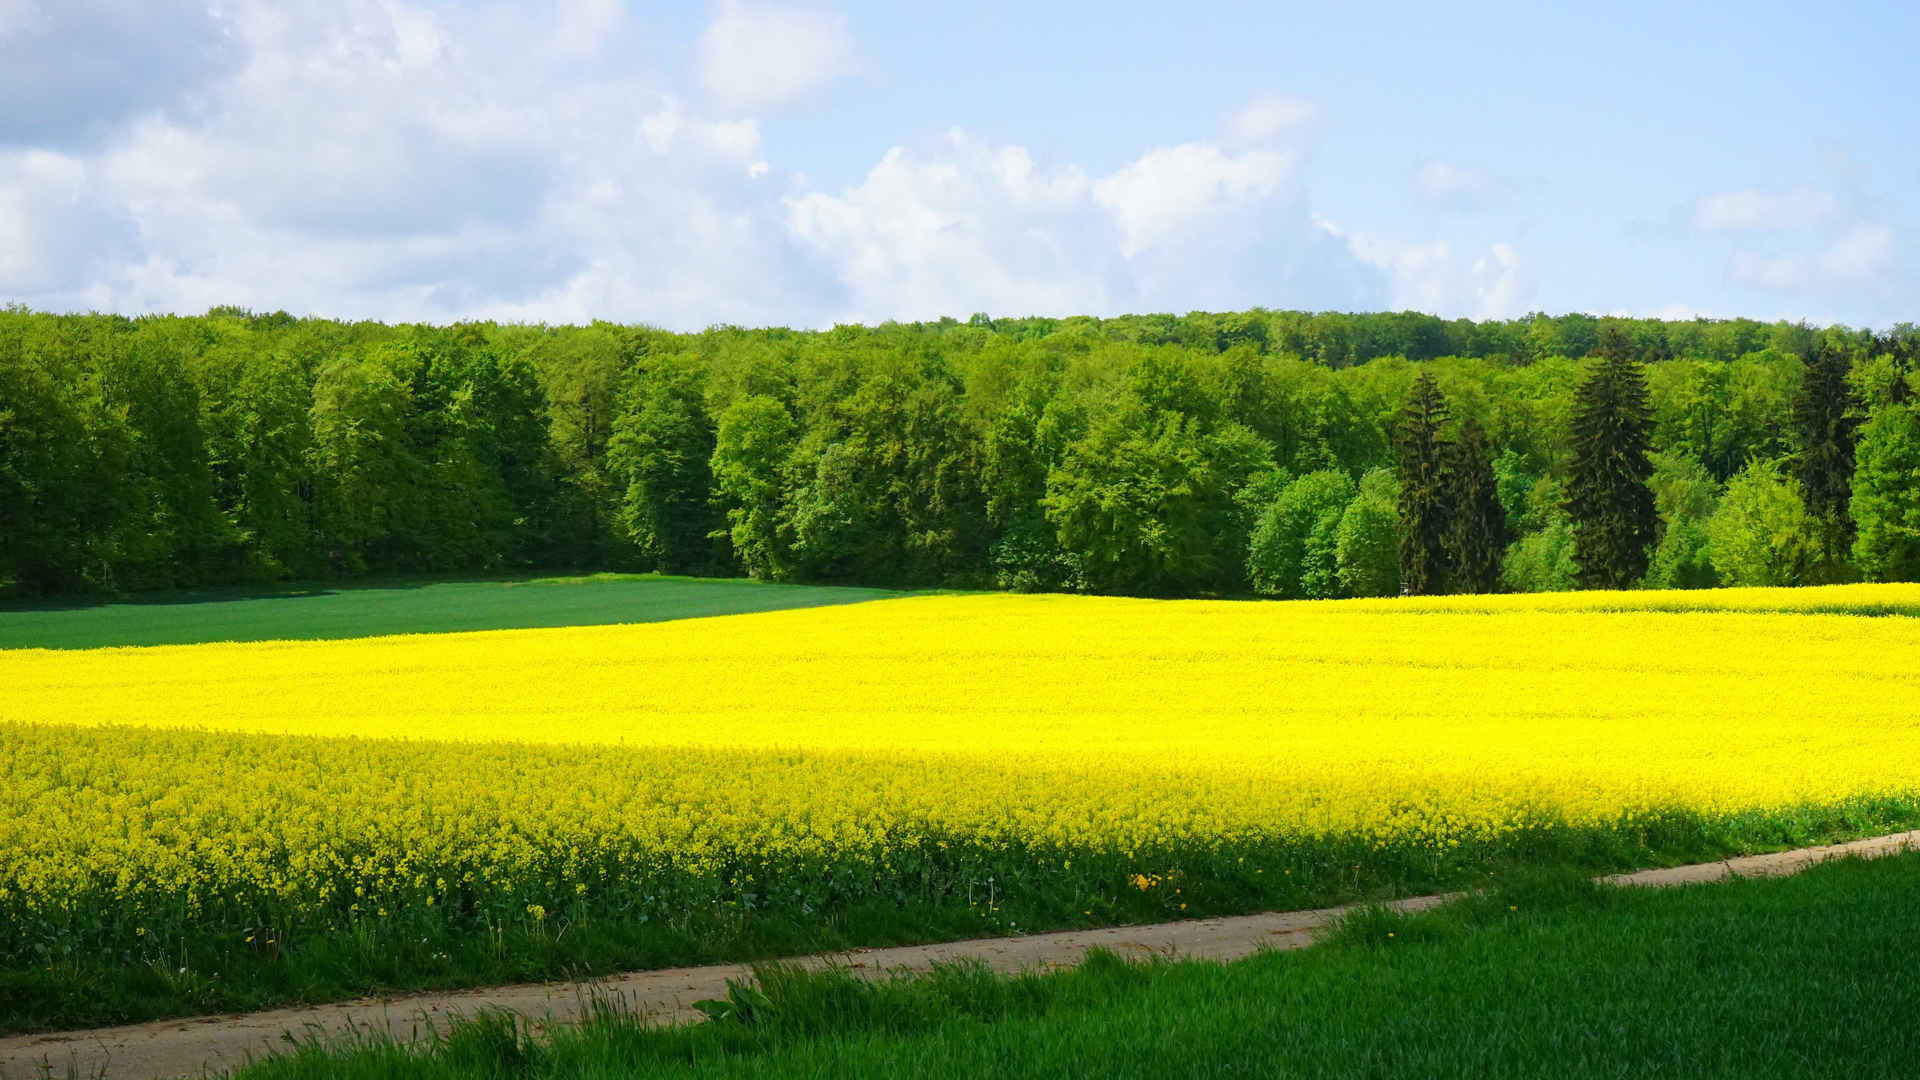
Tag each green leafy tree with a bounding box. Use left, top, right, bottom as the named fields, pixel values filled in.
left=192, top=332, right=315, bottom=578
left=1566, top=331, right=1657, bottom=588
left=982, top=389, right=1085, bottom=592
left=8, top=304, right=1918, bottom=599
left=709, top=395, right=797, bottom=580
left=1444, top=417, right=1505, bottom=592
left=0, top=317, right=114, bottom=594
left=528, top=325, right=626, bottom=567
left=788, top=357, right=986, bottom=585
left=1706, top=459, right=1819, bottom=586
left=1642, top=451, right=1719, bottom=590
left=308, top=345, right=417, bottom=574
left=1492, top=449, right=1539, bottom=536
left=1247, top=469, right=1356, bottom=598
left=1502, top=517, right=1578, bottom=593
left=1394, top=370, right=1451, bottom=594
left=1849, top=403, right=1920, bottom=581
left=607, top=352, right=723, bottom=573
left=1045, top=409, right=1271, bottom=595
left=395, top=331, right=549, bottom=572
left=1335, top=468, right=1400, bottom=597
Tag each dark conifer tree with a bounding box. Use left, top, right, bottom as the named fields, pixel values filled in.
left=1445, top=416, right=1506, bottom=592
left=1566, top=329, right=1657, bottom=589
left=1792, top=340, right=1859, bottom=558
left=1394, top=370, right=1451, bottom=595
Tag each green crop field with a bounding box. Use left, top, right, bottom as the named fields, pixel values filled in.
left=0, top=574, right=902, bottom=651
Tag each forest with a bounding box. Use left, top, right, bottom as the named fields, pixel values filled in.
left=1, top=304, right=1916, bottom=600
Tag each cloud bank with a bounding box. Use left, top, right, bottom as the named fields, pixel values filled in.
left=0, top=0, right=1510, bottom=328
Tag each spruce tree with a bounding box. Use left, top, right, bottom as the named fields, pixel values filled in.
left=1445, top=417, right=1506, bottom=592
left=1566, top=330, right=1657, bottom=589
left=1792, top=341, right=1859, bottom=562
left=1394, top=370, right=1451, bottom=595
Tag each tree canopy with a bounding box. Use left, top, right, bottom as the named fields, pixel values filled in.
left=0, top=304, right=1907, bottom=600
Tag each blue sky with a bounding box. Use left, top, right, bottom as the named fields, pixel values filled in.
left=1, top=0, right=1912, bottom=330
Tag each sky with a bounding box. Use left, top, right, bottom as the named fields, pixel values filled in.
left=1, top=0, right=1914, bottom=331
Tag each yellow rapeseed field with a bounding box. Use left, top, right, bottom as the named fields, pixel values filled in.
left=4, top=585, right=1920, bottom=945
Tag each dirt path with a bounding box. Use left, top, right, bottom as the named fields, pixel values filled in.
left=6, top=830, right=1915, bottom=1080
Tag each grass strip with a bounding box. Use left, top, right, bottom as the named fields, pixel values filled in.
left=233, top=850, right=1920, bottom=1079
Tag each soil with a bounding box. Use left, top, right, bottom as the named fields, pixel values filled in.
left=4, top=829, right=1914, bottom=1080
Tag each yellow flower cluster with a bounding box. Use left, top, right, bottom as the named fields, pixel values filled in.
left=3, top=585, right=1919, bottom=932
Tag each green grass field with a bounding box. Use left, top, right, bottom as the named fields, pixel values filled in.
left=232, top=852, right=1920, bottom=1080
left=0, top=574, right=902, bottom=650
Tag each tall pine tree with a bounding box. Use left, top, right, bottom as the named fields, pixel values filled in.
left=1793, top=340, right=1859, bottom=567
left=1566, top=329, right=1657, bottom=589
left=1445, top=416, right=1506, bottom=592
left=1395, top=370, right=1451, bottom=595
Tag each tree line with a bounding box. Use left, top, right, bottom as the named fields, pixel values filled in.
left=1, top=304, right=1915, bottom=600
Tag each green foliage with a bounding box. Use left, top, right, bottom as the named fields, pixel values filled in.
left=1247, top=469, right=1356, bottom=598
left=1849, top=403, right=1920, bottom=581
left=1492, top=449, right=1538, bottom=537
left=1644, top=516, right=1717, bottom=590
left=1706, top=459, right=1820, bottom=587
left=709, top=396, right=797, bottom=581
left=0, top=306, right=1906, bottom=601
left=1793, top=341, right=1859, bottom=543
left=1043, top=409, right=1270, bottom=595
left=607, top=352, right=723, bottom=573
left=1335, top=468, right=1400, bottom=597
left=0, top=318, right=113, bottom=593
left=308, top=345, right=417, bottom=574
left=528, top=325, right=626, bottom=568
left=1641, top=451, right=1719, bottom=589
left=1394, top=371, right=1452, bottom=595
left=1501, top=518, right=1578, bottom=593
left=1443, top=418, right=1505, bottom=593
left=1566, top=332, right=1658, bottom=588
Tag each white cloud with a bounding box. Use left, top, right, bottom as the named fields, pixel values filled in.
left=0, top=0, right=838, bottom=326
left=552, top=0, right=622, bottom=56
left=1821, top=222, right=1896, bottom=278
left=1729, top=223, right=1896, bottom=291
left=1728, top=251, right=1805, bottom=290
left=697, top=1, right=856, bottom=112
left=1694, top=187, right=1837, bottom=231
left=1225, top=95, right=1316, bottom=144
left=785, top=130, right=1109, bottom=323
left=1641, top=303, right=1721, bottom=321
left=0, top=148, right=137, bottom=294
left=1092, top=143, right=1295, bottom=257
left=784, top=113, right=1389, bottom=324
left=0, top=0, right=242, bottom=150
left=1344, top=232, right=1526, bottom=319
left=0, top=24, right=1381, bottom=329
left=1413, top=159, right=1498, bottom=210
